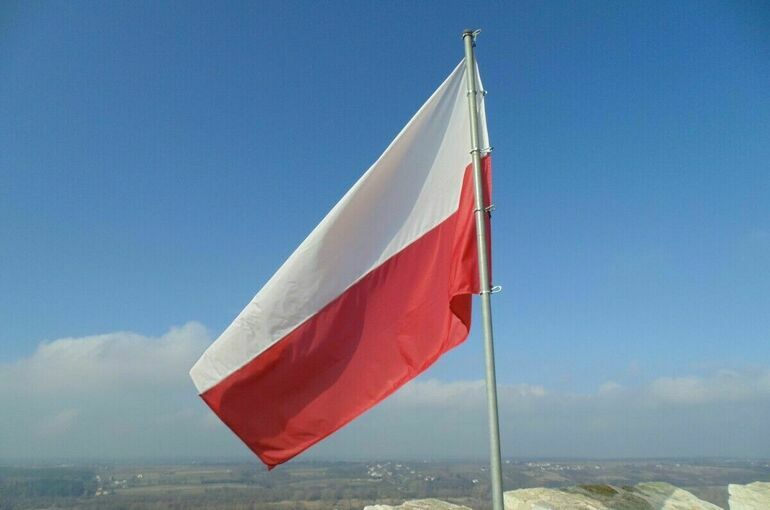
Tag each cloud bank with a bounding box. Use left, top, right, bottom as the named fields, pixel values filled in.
left=1, top=323, right=768, bottom=461
left=0, top=323, right=242, bottom=459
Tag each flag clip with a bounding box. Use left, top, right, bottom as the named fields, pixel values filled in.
left=480, top=285, right=503, bottom=295
left=474, top=204, right=495, bottom=215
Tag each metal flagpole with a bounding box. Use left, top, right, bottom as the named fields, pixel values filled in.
left=462, top=29, right=505, bottom=510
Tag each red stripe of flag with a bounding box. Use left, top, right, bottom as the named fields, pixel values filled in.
left=201, top=157, right=491, bottom=468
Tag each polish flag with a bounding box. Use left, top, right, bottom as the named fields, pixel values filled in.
left=190, top=60, right=491, bottom=468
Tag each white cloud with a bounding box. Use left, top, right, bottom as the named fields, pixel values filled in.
left=36, top=408, right=79, bottom=437
left=0, top=322, right=210, bottom=396
left=1, top=322, right=769, bottom=460
left=391, top=379, right=547, bottom=409
left=647, top=369, right=770, bottom=405
left=0, top=323, right=248, bottom=459
left=388, top=369, right=770, bottom=410
left=315, top=368, right=770, bottom=460
left=598, top=381, right=624, bottom=395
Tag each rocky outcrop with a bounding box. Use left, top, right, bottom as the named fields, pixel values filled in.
left=728, top=482, right=770, bottom=510
left=634, top=482, right=724, bottom=510
left=366, top=481, right=770, bottom=509
left=503, top=482, right=722, bottom=509
left=364, top=499, right=472, bottom=510
left=504, top=486, right=607, bottom=509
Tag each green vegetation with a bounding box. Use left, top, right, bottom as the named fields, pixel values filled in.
left=0, top=466, right=97, bottom=508
left=580, top=484, right=618, bottom=496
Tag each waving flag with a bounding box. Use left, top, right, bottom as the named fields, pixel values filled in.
left=190, top=60, right=491, bottom=468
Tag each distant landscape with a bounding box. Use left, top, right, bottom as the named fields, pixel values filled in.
left=1, top=458, right=768, bottom=510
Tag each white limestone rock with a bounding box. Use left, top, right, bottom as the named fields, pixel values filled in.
left=634, top=482, right=723, bottom=509
left=364, top=498, right=472, bottom=510
left=502, top=482, right=722, bottom=509
left=728, top=482, right=770, bottom=510
left=365, top=481, right=770, bottom=510
left=504, top=487, right=608, bottom=509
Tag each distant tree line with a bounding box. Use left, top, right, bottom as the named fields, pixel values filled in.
left=0, top=466, right=97, bottom=509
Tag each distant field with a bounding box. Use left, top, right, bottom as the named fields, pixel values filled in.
left=0, top=459, right=767, bottom=509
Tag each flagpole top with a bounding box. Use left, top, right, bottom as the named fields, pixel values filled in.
left=462, top=29, right=482, bottom=40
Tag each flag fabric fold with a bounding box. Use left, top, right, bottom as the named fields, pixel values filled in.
left=190, top=59, right=491, bottom=468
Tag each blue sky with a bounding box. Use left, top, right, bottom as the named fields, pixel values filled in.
left=1, top=1, right=769, bottom=460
